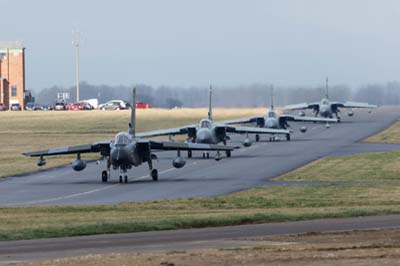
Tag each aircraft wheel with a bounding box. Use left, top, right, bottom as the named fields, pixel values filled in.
left=206, top=153, right=210, bottom=159
left=226, top=150, right=231, bottom=158
left=119, top=176, right=123, bottom=183
left=124, top=176, right=128, bottom=183
left=188, top=150, right=192, bottom=158
left=255, top=134, right=260, bottom=142
left=286, top=134, right=291, bottom=141
left=151, top=169, right=158, bottom=181
left=101, top=170, right=108, bottom=183
left=338, top=117, right=341, bottom=123
left=202, top=153, right=206, bottom=159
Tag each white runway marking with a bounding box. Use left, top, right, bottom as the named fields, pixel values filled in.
left=6, top=183, right=120, bottom=206
left=7, top=162, right=199, bottom=206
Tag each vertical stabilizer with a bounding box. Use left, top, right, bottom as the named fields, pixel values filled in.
left=270, top=86, right=274, bottom=110
left=129, top=88, right=136, bottom=137
left=325, top=77, right=329, bottom=99
left=208, top=85, right=213, bottom=121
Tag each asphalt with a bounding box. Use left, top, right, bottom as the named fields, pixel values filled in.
left=2, top=215, right=400, bottom=262
left=0, top=106, right=400, bottom=206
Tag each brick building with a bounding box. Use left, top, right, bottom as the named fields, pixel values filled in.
left=0, top=41, right=26, bottom=110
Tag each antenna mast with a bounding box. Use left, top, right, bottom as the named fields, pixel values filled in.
left=73, top=30, right=80, bottom=102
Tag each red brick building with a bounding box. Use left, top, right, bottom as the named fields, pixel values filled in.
left=0, top=41, right=26, bottom=110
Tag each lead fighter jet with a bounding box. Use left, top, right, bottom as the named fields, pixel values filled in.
left=222, top=87, right=337, bottom=142
left=136, top=86, right=291, bottom=158
left=283, top=78, right=377, bottom=122
left=23, top=88, right=234, bottom=183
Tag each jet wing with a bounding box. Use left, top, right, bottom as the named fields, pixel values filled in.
left=146, top=140, right=234, bottom=151
left=221, top=116, right=261, bottom=125
left=333, top=101, right=378, bottom=109
left=280, top=115, right=338, bottom=123
left=283, top=102, right=319, bottom=111
left=224, top=125, right=290, bottom=135
left=22, top=141, right=111, bottom=157
left=135, top=125, right=196, bottom=138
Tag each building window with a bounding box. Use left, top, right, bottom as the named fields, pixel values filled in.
left=11, top=86, right=17, bottom=97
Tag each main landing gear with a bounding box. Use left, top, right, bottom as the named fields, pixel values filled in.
left=101, top=157, right=111, bottom=183
left=255, top=134, right=260, bottom=142
left=148, top=158, right=158, bottom=181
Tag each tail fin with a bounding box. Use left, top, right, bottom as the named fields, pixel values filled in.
left=270, top=85, right=274, bottom=110
left=208, top=85, right=213, bottom=121
left=325, top=77, right=329, bottom=99
left=128, top=87, right=136, bottom=137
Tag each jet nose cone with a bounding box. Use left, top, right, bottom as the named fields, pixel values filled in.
left=196, top=129, right=212, bottom=144
left=320, top=106, right=330, bottom=117
left=265, top=119, right=278, bottom=129
left=110, top=147, right=129, bottom=165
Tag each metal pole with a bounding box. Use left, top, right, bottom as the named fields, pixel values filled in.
left=73, top=31, right=80, bottom=102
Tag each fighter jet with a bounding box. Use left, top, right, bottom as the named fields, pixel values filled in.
left=23, top=88, right=234, bottom=184
left=222, top=87, right=337, bottom=142
left=136, top=86, right=291, bottom=158
left=283, top=78, right=377, bottom=122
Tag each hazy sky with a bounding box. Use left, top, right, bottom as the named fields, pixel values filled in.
left=2, top=0, right=400, bottom=89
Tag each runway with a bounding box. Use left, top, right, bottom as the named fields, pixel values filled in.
left=0, top=106, right=400, bottom=206
left=1, top=215, right=400, bottom=262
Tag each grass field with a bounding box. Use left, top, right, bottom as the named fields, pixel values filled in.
left=277, top=150, right=400, bottom=182
left=365, top=120, right=400, bottom=144
left=0, top=108, right=264, bottom=178
left=1, top=150, right=400, bottom=241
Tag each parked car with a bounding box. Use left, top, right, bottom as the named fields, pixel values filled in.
left=10, top=103, right=22, bottom=111
left=26, top=102, right=43, bottom=111
left=136, top=102, right=152, bottom=109
left=99, top=100, right=128, bottom=110
left=0, top=103, right=7, bottom=111
left=54, top=101, right=67, bottom=111
left=42, top=105, right=51, bottom=111
left=67, top=102, right=93, bottom=111
left=99, top=101, right=123, bottom=110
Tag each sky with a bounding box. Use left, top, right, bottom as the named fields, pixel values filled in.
left=2, top=0, right=400, bottom=90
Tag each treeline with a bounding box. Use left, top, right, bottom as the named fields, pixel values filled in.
left=34, top=81, right=400, bottom=108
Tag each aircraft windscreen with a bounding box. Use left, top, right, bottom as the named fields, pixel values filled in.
left=268, top=111, right=277, bottom=118
left=200, top=119, right=212, bottom=129
left=115, top=133, right=129, bottom=145
left=321, top=99, right=329, bottom=105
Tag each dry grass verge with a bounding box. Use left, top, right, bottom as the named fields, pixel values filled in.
left=30, top=229, right=400, bottom=266
left=364, top=120, right=400, bottom=144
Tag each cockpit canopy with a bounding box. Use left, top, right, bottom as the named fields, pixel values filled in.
left=267, top=111, right=277, bottom=118
left=115, top=132, right=130, bottom=146
left=199, top=119, right=212, bottom=129
left=321, top=98, right=329, bottom=105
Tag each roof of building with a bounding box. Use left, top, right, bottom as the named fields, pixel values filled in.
left=0, top=41, right=24, bottom=49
